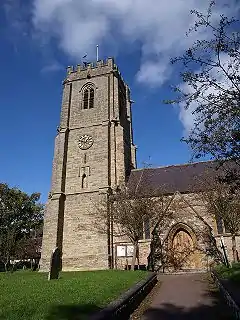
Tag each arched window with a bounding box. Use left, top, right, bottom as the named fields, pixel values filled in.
left=215, top=215, right=230, bottom=234
left=139, top=217, right=150, bottom=240
left=89, top=88, right=94, bottom=109
left=82, top=86, right=95, bottom=109
left=216, top=215, right=224, bottom=234
left=83, top=90, right=89, bottom=109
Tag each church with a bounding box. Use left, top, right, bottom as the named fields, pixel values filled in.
left=40, top=58, right=239, bottom=272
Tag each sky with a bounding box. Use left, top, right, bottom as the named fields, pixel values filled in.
left=0, top=0, right=239, bottom=203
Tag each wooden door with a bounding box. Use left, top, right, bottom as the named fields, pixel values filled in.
left=170, top=229, right=195, bottom=270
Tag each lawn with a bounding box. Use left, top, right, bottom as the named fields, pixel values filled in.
left=0, top=270, right=148, bottom=320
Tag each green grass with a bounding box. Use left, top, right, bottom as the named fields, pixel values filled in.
left=0, top=270, right=148, bottom=320
left=215, top=263, right=240, bottom=283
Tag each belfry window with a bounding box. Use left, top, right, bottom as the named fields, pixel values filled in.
left=83, top=90, right=89, bottom=109
left=89, top=88, right=94, bottom=109
left=82, top=87, right=94, bottom=109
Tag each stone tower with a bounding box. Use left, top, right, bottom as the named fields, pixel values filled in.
left=40, top=58, right=136, bottom=271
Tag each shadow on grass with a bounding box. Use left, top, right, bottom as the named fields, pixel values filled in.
left=45, top=304, right=102, bottom=320
left=142, top=279, right=234, bottom=320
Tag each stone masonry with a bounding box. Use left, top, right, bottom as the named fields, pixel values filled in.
left=115, top=176, right=240, bottom=271
left=41, top=58, right=239, bottom=272
left=40, top=58, right=136, bottom=271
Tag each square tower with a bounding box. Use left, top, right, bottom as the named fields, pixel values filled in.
left=40, top=58, right=136, bottom=271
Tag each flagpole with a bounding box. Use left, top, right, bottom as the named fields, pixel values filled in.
left=96, top=45, right=99, bottom=61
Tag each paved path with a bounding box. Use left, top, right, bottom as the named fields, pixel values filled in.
left=142, top=273, right=233, bottom=319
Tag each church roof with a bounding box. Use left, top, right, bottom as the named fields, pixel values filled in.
left=127, top=161, right=221, bottom=196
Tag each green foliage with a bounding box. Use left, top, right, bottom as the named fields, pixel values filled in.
left=0, top=270, right=148, bottom=320
left=0, top=183, right=44, bottom=266
left=215, top=263, right=230, bottom=274
left=215, top=263, right=240, bottom=283
left=231, top=263, right=240, bottom=270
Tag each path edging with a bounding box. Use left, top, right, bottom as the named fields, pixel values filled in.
left=90, top=272, right=158, bottom=320
left=211, top=270, right=240, bottom=320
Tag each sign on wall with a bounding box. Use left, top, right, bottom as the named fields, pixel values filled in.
left=116, top=245, right=134, bottom=257
left=117, top=246, right=126, bottom=257
left=126, top=245, right=134, bottom=257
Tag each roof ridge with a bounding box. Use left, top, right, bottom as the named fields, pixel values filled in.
left=131, top=159, right=215, bottom=172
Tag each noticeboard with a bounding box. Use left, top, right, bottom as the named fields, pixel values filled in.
left=116, top=245, right=134, bottom=257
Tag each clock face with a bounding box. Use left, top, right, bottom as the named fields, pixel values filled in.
left=78, top=134, right=93, bottom=150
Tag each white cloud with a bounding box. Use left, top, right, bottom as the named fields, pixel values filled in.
left=178, top=52, right=240, bottom=134
left=31, top=0, right=239, bottom=133
left=32, top=0, right=238, bottom=85
left=136, top=58, right=172, bottom=87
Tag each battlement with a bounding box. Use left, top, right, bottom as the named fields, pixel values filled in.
left=65, top=57, right=125, bottom=84
left=66, top=57, right=118, bottom=74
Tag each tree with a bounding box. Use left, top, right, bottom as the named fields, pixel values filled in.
left=147, top=194, right=176, bottom=272
left=147, top=192, right=223, bottom=272
left=167, top=1, right=240, bottom=168
left=0, top=183, right=43, bottom=271
left=15, top=226, right=43, bottom=269
left=198, top=172, right=240, bottom=263
left=94, top=182, right=173, bottom=270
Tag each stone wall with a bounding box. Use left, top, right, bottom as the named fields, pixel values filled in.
left=40, top=58, right=136, bottom=271
left=113, top=192, right=240, bottom=271
left=62, top=192, right=109, bottom=271
left=40, top=58, right=239, bottom=272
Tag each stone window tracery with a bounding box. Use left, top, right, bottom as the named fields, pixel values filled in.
left=82, top=85, right=95, bottom=109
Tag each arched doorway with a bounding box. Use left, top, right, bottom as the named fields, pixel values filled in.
left=167, top=223, right=201, bottom=271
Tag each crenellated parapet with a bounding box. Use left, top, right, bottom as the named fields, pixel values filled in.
left=67, top=58, right=113, bottom=73
left=64, top=57, right=125, bottom=84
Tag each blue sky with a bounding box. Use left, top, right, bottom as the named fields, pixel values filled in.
left=0, top=0, right=237, bottom=203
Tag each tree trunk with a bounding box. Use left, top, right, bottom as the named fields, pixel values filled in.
left=4, top=262, right=8, bottom=272
left=232, top=235, right=237, bottom=263
left=131, top=243, right=138, bottom=271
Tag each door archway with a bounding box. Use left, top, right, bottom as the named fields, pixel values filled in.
left=167, top=223, right=199, bottom=271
